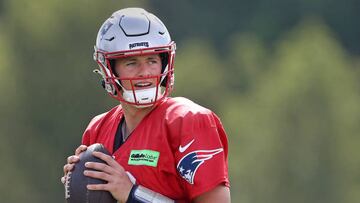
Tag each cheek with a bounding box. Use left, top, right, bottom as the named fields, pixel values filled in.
left=149, top=65, right=162, bottom=82
left=151, top=64, right=162, bottom=74
left=120, top=80, right=132, bottom=90
left=115, top=66, right=124, bottom=77
left=114, top=66, right=131, bottom=89
left=116, top=66, right=135, bottom=79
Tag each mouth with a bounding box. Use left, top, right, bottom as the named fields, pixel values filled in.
left=134, top=81, right=153, bottom=89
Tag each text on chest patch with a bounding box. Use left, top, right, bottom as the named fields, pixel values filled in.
left=128, top=150, right=160, bottom=167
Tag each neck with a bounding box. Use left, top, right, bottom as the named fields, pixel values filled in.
left=121, top=103, right=155, bottom=133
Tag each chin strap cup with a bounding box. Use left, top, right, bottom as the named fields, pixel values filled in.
left=122, top=86, right=161, bottom=107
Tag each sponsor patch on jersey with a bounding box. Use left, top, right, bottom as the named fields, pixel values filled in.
left=128, top=150, right=160, bottom=167
left=177, top=148, right=223, bottom=184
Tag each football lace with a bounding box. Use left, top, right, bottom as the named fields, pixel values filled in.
left=64, top=172, right=72, bottom=199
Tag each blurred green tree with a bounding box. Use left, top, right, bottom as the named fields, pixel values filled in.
left=172, top=39, right=226, bottom=110
left=221, top=18, right=360, bottom=203
left=0, top=22, right=41, bottom=203
left=0, top=0, right=359, bottom=202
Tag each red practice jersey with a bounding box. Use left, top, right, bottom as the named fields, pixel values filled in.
left=82, top=97, right=230, bottom=202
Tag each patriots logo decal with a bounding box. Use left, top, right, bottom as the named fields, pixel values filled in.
left=100, top=21, right=113, bottom=40
left=177, top=148, right=223, bottom=184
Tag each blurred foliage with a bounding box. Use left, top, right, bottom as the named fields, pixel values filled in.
left=0, top=0, right=359, bottom=202
left=151, top=0, right=360, bottom=54
left=222, top=18, right=360, bottom=203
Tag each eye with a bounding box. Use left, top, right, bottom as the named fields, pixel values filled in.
left=148, top=58, right=160, bottom=65
left=125, top=61, right=137, bottom=66
left=149, top=60, right=157, bottom=65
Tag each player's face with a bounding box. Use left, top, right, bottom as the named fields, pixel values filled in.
left=115, top=54, right=162, bottom=91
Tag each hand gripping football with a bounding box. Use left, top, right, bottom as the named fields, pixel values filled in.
left=65, top=143, right=117, bottom=203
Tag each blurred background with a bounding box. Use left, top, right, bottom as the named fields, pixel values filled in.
left=0, top=0, right=359, bottom=202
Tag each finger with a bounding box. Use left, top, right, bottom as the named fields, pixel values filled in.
left=61, top=176, right=66, bottom=184
left=67, top=155, right=80, bottom=164
left=75, top=145, right=88, bottom=155
left=92, top=151, right=122, bottom=169
left=85, top=162, right=113, bottom=174
left=86, top=183, right=109, bottom=191
left=63, top=163, right=75, bottom=174
left=84, top=170, right=112, bottom=182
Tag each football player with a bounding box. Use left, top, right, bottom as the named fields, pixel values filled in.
left=62, top=7, right=230, bottom=203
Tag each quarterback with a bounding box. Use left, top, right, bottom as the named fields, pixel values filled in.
left=62, top=7, right=230, bottom=203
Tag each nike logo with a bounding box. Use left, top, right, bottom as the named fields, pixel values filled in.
left=179, top=139, right=195, bottom=153
left=105, top=36, right=115, bottom=41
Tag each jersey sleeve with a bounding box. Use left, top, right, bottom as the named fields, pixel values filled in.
left=81, top=112, right=109, bottom=146
left=173, top=109, right=230, bottom=199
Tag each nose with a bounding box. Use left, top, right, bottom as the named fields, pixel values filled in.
left=137, top=62, right=151, bottom=77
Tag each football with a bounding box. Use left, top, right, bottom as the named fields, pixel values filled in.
left=65, top=143, right=117, bottom=203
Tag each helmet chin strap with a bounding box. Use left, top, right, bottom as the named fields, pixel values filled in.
left=122, top=86, right=162, bottom=108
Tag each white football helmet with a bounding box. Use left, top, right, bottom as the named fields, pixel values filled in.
left=93, top=8, right=176, bottom=107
